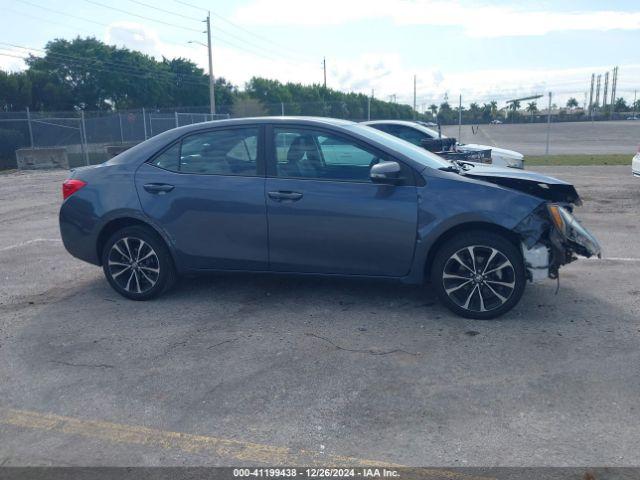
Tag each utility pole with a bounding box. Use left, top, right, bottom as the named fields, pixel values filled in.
left=458, top=94, right=462, bottom=142
left=610, top=66, right=618, bottom=117
left=413, top=75, right=417, bottom=119
left=323, top=57, right=327, bottom=89
left=25, top=107, right=34, bottom=148
left=545, top=92, right=552, bottom=156
left=367, top=89, right=372, bottom=121
left=595, top=74, right=601, bottom=110
left=588, top=73, right=595, bottom=117
left=603, top=71, right=609, bottom=111
left=633, top=90, right=637, bottom=118
left=206, top=12, right=216, bottom=115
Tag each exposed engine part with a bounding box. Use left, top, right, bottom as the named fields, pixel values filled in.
left=521, top=243, right=550, bottom=283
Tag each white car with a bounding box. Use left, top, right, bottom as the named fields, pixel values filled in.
left=633, top=150, right=640, bottom=177
left=363, top=120, right=524, bottom=169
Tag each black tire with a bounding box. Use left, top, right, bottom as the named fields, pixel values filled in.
left=430, top=230, right=526, bottom=319
left=101, top=225, right=176, bottom=300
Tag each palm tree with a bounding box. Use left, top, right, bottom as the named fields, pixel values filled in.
left=468, top=102, right=480, bottom=122
left=509, top=100, right=520, bottom=122
left=429, top=104, right=438, bottom=119
left=489, top=100, right=498, bottom=120
left=526, top=101, right=538, bottom=122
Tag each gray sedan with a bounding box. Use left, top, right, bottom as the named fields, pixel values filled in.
left=59, top=117, right=600, bottom=319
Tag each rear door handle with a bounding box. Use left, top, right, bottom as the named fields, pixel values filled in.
left=268, top=191, right=303, bottom=201
left=144, top=183, right=175, bottom=194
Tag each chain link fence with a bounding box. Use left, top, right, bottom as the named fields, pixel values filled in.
left=1, top=100, right=639, bottom=170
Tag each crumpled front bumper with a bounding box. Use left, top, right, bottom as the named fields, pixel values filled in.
left=516, top=204, right=601, bottom=282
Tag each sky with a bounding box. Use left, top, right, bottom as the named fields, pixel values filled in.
left=1, top=0, right=639, bottom=109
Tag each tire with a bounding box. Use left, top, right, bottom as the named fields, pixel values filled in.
left=101, top=225, right=176, bottom=300
left=430, top=230, right=526, bottom=319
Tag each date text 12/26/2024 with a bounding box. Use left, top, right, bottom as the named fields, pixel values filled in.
left=233, top=469, right=400, bottom=478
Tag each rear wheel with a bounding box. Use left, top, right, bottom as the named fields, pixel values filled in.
left=430, top=231, right=526, bottom=319
left=102, top=226, right=176, bottom=300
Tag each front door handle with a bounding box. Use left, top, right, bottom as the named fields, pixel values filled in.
left=144, top=183, right=175, bottom=194
left=268, top=191, right=303, bottom=201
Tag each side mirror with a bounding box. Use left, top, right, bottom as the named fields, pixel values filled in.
left=370, top=161, right=402, bottom=184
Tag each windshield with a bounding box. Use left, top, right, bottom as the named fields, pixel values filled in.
left=344, top=124, right=451, bottom=170
left=412, top=123, right=446, bottom=139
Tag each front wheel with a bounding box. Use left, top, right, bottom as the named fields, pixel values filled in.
left=430, top=231, right=526, bottom=319
left=102, top=226, right=176, bottom=300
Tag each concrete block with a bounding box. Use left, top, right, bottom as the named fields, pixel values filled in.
left=16, top=147, right=69, bottom=170
left=105, top=144, right=134, bottom=159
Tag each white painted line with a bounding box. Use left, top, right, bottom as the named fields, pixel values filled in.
left=0, top=238, right=61, bottom=253
left=587, top=256, right=640, bottom=262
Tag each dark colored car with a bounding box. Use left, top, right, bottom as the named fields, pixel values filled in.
left=59, top=117, right=600, bottom=319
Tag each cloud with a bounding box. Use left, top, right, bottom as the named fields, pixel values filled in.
left=0, top=45, right=35, bottom=72
left=93, top=22, right=640, bottom=108
left=103, top=21, right=323, bottom=89
left=232, top=0, right=640, bottom=37
left=8, top=21, right=635, bottom=110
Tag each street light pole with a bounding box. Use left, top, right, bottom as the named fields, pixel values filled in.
left=206, top=12, right=216, bottom=116
left=323, top=57, right=327, bottom=89
left=545, top=91, right=552, bottom=156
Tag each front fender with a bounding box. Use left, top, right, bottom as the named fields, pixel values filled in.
left=403, top=172, right=544, bottom=283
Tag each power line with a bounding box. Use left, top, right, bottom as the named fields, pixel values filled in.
left=1, top=43, right=211, bottom=84
left=14, top=0, right=303, bottom=66
left=17, top=0, right=105, bottom=26
left=0, top=52, right=30, bottom=61
left=1, top=49, right=211, bottom=87
left=173, top=0, right=207, bottom=12
left=126, top=0, right=202, bottom=22
left=172, top=0, right=308, bottom=61
left=6, top=7, right=96, bottom=35
left=82, top=0, right=202, bottom=33
left=12, top=1, right=200, bottom=53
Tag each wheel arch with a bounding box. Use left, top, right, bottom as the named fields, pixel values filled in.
left=96, top=216, right=177, bottom=270
left=423, top=222, right=522, bottom=280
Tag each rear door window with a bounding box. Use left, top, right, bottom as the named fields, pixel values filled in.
left=150, top=127, right=259, bottom=176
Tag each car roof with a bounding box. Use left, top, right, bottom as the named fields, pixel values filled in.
left=362, top=120, right=421, bottom=127
left=362, top=119, right=444, bottom=139
left=177, top=116, right=356, bottom=133
left=109, top=115, right=452, bottom=172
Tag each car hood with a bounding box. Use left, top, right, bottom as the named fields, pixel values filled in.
left=458, top=144, right=524, bottom=160
left=461, top=164, right=581, bottom=205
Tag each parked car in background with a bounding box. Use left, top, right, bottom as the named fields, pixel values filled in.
left=60, top=117, right=600, bottom=319
left=362, top=120, right=524, bottom=168
left=490, top=119, right=503, bottom=124
left=626, top=116, right=640, bottom=121
left=633, top=147, right=640, bottom=177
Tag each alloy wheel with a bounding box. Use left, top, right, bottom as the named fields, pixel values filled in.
left=442, top=245, right=516, bottom=313
left=107, top=237, right=160, bottom=294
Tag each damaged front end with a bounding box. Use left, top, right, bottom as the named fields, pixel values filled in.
left=514, top=203, right=602, bottom=283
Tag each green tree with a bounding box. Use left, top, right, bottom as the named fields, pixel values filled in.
left=613, top=97, right=629, bottom=112
left=509, top=100, right=520, bottom=122
left=526, top=101, right=538, bottom=122
left=566, top=97, right=579, bottom=109
left=467, top=102, right=481, bottom=123
left=0, top=71, right=32, bottom=110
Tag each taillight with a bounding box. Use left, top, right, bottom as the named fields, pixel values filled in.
left=62, top=179, right=87, bottom=200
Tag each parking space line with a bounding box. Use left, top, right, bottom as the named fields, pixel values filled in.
left=0, top=407, right=494, bottom=479
left=0, top=238, right=61, bottom=253
left=589, top=257, right=640, bottom=262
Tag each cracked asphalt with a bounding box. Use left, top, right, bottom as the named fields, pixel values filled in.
left=0, top=165, right=639, bottom=466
